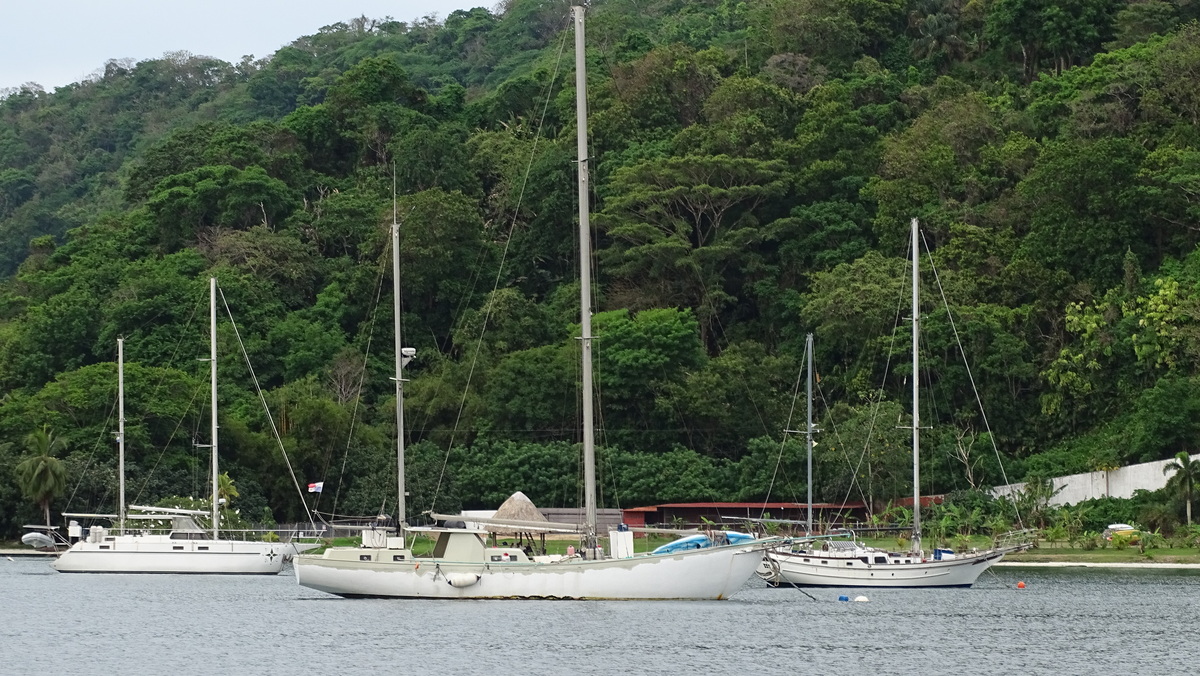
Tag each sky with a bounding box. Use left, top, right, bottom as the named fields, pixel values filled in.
left=0, top=1, right=488, bottom=92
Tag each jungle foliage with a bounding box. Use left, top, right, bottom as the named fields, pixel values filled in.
left=4, top=0, right=1200, bottom=537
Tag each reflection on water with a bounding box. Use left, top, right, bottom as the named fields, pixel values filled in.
left=2, top=558, right=1197, bottom=675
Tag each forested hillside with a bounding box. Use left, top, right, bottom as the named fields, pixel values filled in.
left=4, top=0, right=1200, bottom=538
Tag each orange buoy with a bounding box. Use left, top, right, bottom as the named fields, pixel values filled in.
left=1016, top=581, right=1026, bottom=589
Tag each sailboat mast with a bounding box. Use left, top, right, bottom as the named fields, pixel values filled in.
left=573, top=5, right=598, bottom=549
left=393, top=195, right=407, bottom=545
left=118, top=337, right=126, bottom=535
left=210, top=276, right=219, bottom=540
left=805, top=333, right=813, bottom=534
left=910, top=218, right=921, bottom=554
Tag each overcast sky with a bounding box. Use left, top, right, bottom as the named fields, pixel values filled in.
left=1, top=1, right=488, bottom=92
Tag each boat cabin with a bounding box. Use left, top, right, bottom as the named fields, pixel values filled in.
left=789, top=540, right=921, bottom=565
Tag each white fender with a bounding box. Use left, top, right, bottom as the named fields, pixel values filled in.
left=446, top=573, right=482, bottom=588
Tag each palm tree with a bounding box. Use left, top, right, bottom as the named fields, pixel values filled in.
left=217, top=472, right=239, bottom=506
left=15, top=426, right=68, bottom=528
left=1163, top=451, right=1200, bottom=526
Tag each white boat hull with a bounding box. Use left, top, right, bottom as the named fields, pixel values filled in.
left=295, top=544, right=765, bottom=599
left=52, top=535, right=303, bottom=574
left=765, top=548, right=1005, bottom=588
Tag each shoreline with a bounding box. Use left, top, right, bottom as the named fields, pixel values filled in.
left=996, top=561, right=1200, bottom=569
left=1, top=548, right=55, bottom=558
left=7, top=548, right=1200, bottom=568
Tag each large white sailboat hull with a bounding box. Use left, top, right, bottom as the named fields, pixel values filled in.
left=52, top=535, right=299, bottom=574
left=295, top=544, right=765, bottom=600
left=766, top=549, right=1004, bottom=588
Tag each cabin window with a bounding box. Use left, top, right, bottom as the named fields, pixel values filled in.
left=490, top=555, right=502, bottom=562
left=393, top=555, right=405, bottom=561
left=821, top=560, right=828, bottom=565
left=874, top=556, right=886, bottom=564
left=846, top=561, right=854, bottom=566
left=803, top=558, right=810, bottom=563
left=99, top=545, right=109, bottom=549
left=173, top=546, right=184, bottom=550
left=860, top=557, right=870, bottom=564
left=359, top=554, right=372, bottom=561
left=198, top=546, right=208, bottom=551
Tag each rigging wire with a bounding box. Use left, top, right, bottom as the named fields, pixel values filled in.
left=217, top=283, right=316, bottom=531
left=131, top=380, right=205, bottom=506
left=60, top=392, right=118, bottom=511
left=818, top=254, right=909, bottom=524
left=428, top=16, right=574, bottom=512
left=323, top=212, right=394, bottom=522
left=919, top=229, right=1026, bottom=530
left=62, top=290, right=206, bottom=514
left=759, top=350, right=808, bottom=518
left=130, top=289, right=206, bottom=506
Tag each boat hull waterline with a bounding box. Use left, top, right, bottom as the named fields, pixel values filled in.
left=295, top=544, right=766, bottom=599
left=52, top=537, right=310, bottom=574
left=764, top=550, right=1005, bottom=588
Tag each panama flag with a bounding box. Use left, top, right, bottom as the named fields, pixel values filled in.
left=307, top=481, right=324, bottom=493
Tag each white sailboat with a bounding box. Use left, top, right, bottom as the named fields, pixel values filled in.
left=293, top=6, right=774, bottom=600
left=761, top=218, right=1031, bottom=588
left=51, top=278, right=313, bottom=574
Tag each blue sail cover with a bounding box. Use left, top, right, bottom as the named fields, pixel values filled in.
left=651, top=531, right=755, bottom=555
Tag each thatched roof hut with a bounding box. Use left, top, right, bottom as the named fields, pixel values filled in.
left=491, top=491, right=547, bottom=528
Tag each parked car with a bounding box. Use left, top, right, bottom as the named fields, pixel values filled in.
left=1102, top=523, right=1140, bottom=541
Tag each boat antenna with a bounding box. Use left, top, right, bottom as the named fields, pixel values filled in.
left=806, top=333, right=814, bottom=534
left=573, top=4, right=598, bottom=555
left=392, top=163, right=413, bottom=546
left=910, top=218, right=922, bottom=555
left=210, top=276, right=220, bottom=540
left=117, top=337, right=126, bottom=535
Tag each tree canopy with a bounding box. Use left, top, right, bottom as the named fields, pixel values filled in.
left=4, top=1, right=1200, bottom=536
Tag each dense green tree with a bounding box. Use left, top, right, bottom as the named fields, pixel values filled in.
left=598, top=153, right=788, bottom=343
left=5, top=0, right=1200, bottom=537
left=592, top=308, right=706, bottom=449
left=986, top=0, right=1121, bottom=80
left=1016, top=137, right=1146, bottom=290
left=146, top=164, right=300, bottom=250
left=752, top=0, right=906, bottom=67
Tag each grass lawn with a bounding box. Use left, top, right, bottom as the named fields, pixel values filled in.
left=310, top=533, right=681, bottom=557
left=1003, top=546, right=1200, bottom=564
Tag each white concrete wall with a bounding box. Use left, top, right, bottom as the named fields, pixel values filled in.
left=994, top=453, right=1200, bottom=506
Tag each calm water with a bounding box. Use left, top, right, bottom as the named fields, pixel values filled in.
left=2, top=557, right=1198, bottom=675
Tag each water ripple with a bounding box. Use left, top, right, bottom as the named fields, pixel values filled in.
left=2, top=560, right=1198, bottom=675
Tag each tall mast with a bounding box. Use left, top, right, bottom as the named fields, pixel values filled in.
left=210, top=276, right=219, bottom=540
left=573, top=4, right=597, bottom=551
left=805, top=333, right=814, bottom=534
left=117, top=337, right=126, bottom=535
left=393, top=178, right=407, bottom=546
left=910, top=218, right=921, bottom=554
